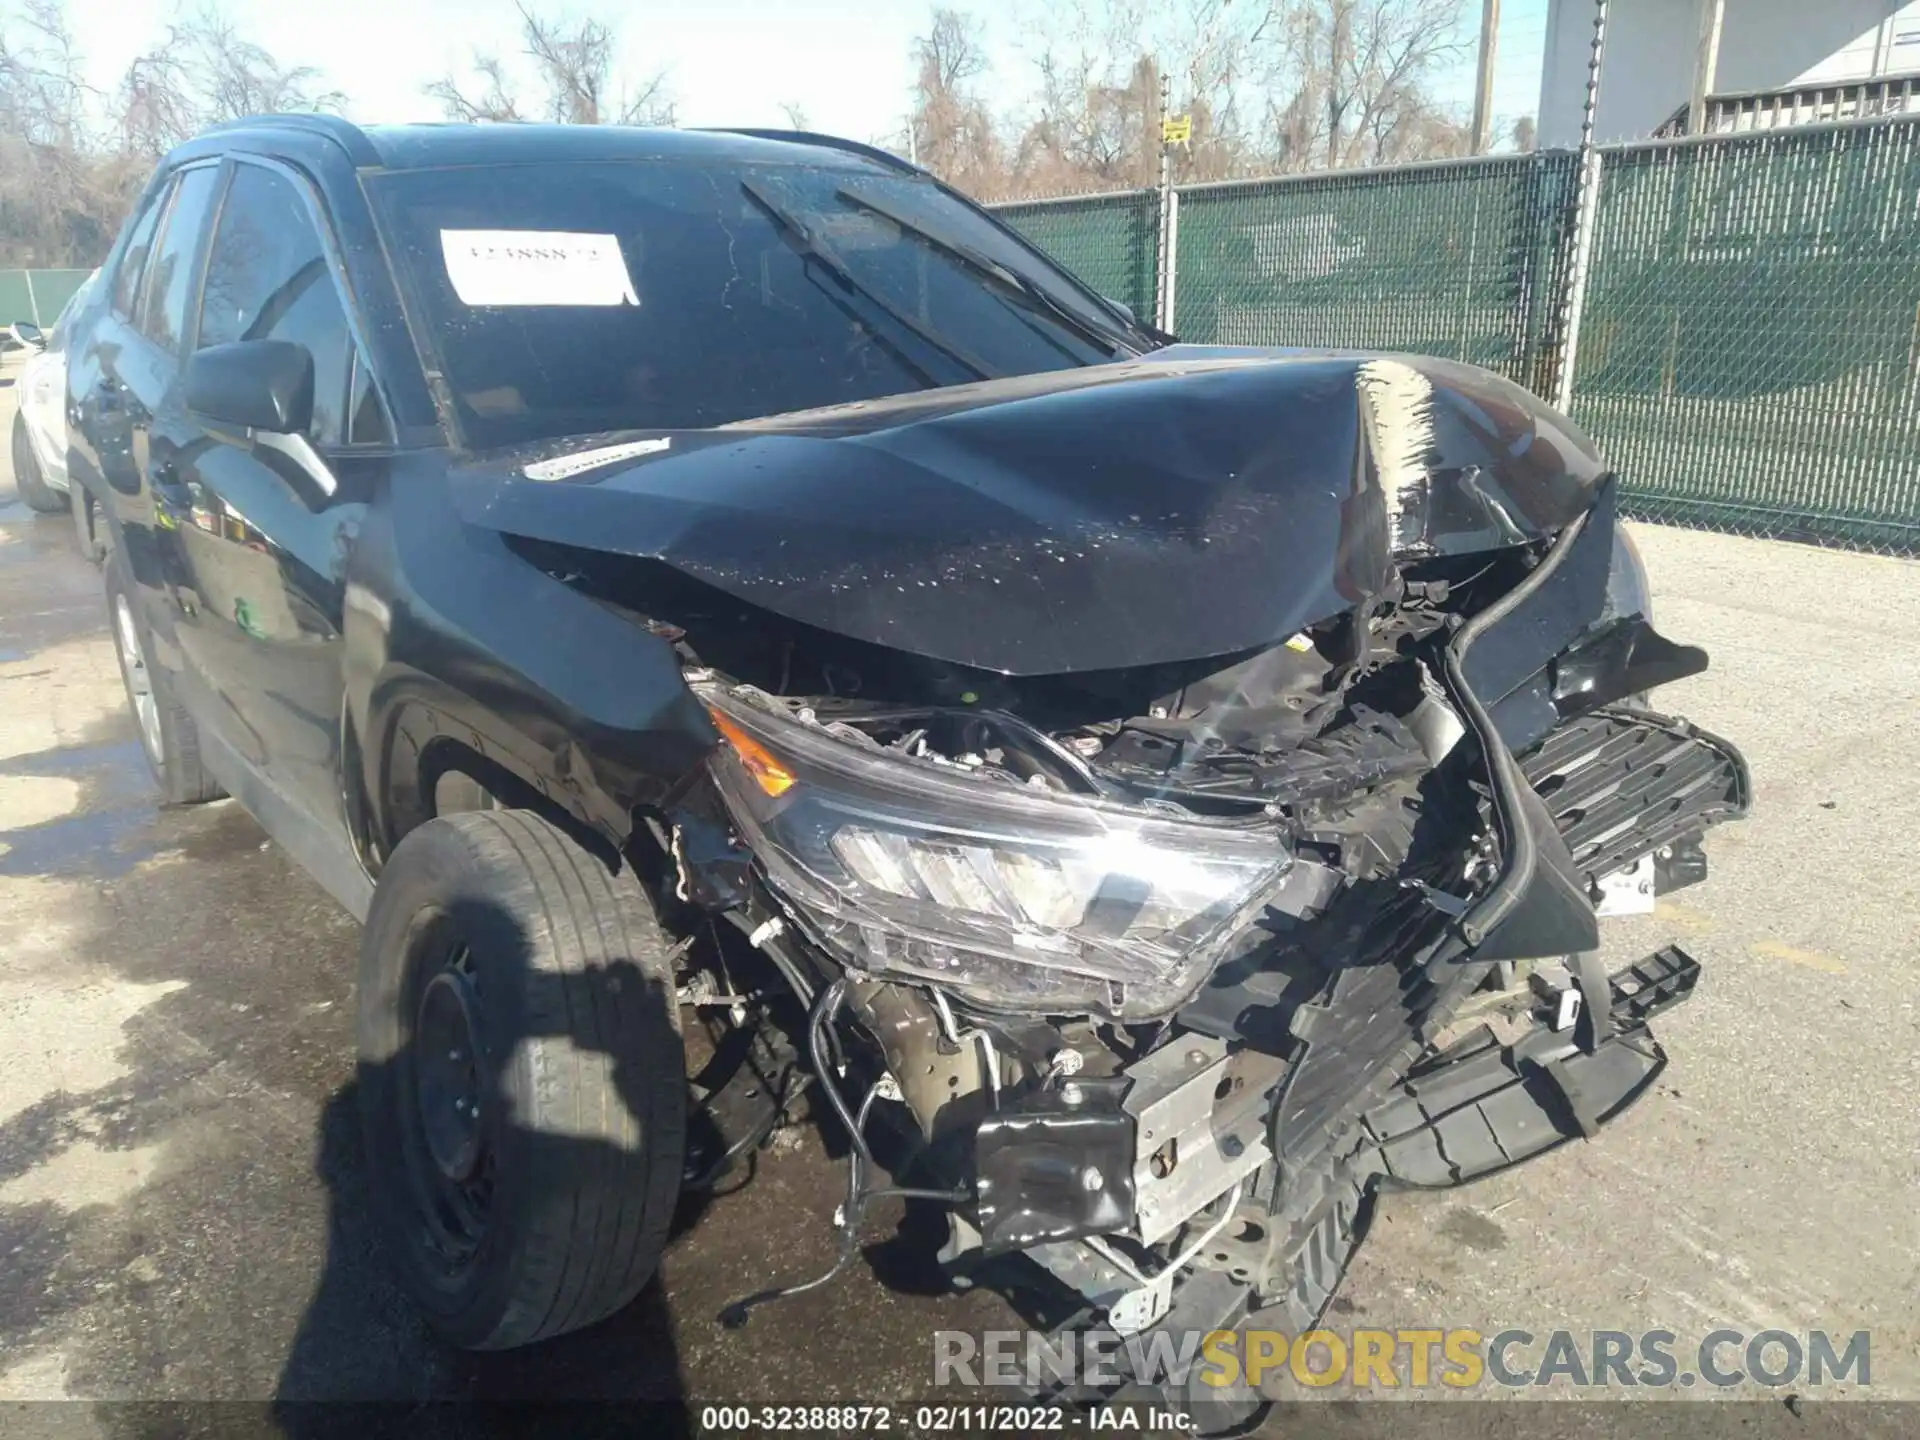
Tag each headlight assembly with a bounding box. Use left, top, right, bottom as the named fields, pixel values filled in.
left=700, top=688, right=1291, bottom=1020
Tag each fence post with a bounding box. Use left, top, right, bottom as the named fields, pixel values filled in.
left=22, top=269, right=38, bottom=329
left=1554, top=151, right=1605, bottom=411
left=1551, top=0, right=1611, bottom=411
left=1154, top=70, right=1179, bottom=334
left=1157, top=189, right=1180, bottom=333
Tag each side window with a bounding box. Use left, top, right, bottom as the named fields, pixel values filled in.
left=139, top=165, right=223, bottom=353
left=197, top=164, right=358, bottom=445
left=111, top=184, right=170, bottom=319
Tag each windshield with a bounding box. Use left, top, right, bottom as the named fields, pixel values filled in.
left=367, top=159, right=1150, bottom=450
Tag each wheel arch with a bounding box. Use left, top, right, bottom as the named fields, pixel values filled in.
left=366, top=680, right=642, bottom=879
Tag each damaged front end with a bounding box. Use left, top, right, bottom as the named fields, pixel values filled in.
left=479, top=348, right=1748, bottom=1420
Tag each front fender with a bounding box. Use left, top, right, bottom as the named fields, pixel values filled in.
left=344, top=463, right=718, bottom=866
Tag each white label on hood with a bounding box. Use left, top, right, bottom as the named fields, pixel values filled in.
left=524, top=437, right=672, bottom=481
left=440, top=230, right=638, bottom=307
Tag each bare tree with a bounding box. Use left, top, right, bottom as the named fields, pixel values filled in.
left=1267, top=0, right=1470, bottom=171
left=908, top=8, right=1001, bottom=191
left=113, top=38, right=198, bottom=161
left=1007, top=0, right=1284, bottom=196
left=1157, top=0, right=1274, bottom=182
left=428, top=3, right=674, bottom=127
left=1511, top=113, right=1536, bottom=152
left=425, top=56, right=523, bottom=123
left=0, top=0, right=114, bottom=264
left=778, top=100, right=810, bottom=130
left=521, top=5, right=613, bottom=122
left=178, top=6, right=344, bottom=122
left=0, top=0, right=346, bottom=265
left=1018, top=0, right=1153, bottom=191
left=0, top=0, right=88, bottom=140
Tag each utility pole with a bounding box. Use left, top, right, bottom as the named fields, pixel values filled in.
left=1471, top=0, right=1501, bottom=154
left=1687, top=0, right=1726, bottom=135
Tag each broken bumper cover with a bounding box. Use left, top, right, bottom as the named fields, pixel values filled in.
left=1366, top=944, right=1700, bottom=1188
left=971, top=946, right=1703, bottom=1259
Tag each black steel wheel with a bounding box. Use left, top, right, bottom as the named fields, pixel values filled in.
left=357, top=809, right=686, bottom=1350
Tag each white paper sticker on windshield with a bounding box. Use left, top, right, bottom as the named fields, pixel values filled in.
left=524, top=438, right=672, bottom=481
left=440, top=230, right=639, bottom=307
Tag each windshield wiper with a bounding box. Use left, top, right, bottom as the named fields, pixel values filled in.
left=739, top=177, right=993, bottom=384
left=835, top=185, right=1139, bottom=358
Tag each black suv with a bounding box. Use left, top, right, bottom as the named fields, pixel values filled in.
left=68, top=116, right=1746, bottom=1420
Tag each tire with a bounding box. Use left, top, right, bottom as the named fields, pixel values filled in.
left=104, top=547, right=225, bottom=805
left=357, top=809, right=687, bottom=1350
left=10, top=411, right=64, bottom=514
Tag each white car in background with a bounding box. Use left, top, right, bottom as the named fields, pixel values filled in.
left=9, top=272, right=96, bottom=514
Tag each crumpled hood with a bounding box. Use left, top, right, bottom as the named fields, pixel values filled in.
left=449, top=346, right=1609, bottom=675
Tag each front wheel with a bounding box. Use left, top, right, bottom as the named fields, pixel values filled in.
left=357, top=809, right=687, bottom=1349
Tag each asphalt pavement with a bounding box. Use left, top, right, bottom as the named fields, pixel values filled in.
left=0, top=349, right=1913, bottom=1427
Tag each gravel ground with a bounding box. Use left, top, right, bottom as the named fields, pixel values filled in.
left=1, top=348, right=1913, bottom=1431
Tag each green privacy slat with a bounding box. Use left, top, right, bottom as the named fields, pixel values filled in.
left=0, top=272, right=31, bottom=327
left=989, top=126, right=1920, bottom=556
left=990, top=191, right=1160, bottom=323
left=0, top=268, right=93, bottom=327
left=1570, top=121, right=1920, bottom=553
left=1170, top=153, right=1581, bottom=390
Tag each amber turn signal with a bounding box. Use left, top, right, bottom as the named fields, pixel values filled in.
left=706, top=707, right=796, bottom=797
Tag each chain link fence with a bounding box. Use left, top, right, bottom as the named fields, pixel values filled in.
left=1570, top=120, right=1920, bottom=552
left=989, top=117, right=1920, bottom=556
left=991, top=190, right=1160, bottom=327
left=1172, top=153, right=1580, bottom=395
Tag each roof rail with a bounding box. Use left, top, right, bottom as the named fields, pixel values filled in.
left=198, top=112, right=382, bottom=166
left=699, top=128, right=924, bottom=176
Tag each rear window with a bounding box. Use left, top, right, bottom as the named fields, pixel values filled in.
left=367, top=158, right=1145, bottom=450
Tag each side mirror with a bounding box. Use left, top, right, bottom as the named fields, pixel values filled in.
left=9, top=322, right=45, bottom=351
left=1101, top=297, right=1137, bottom=326
left=184, top=339, right=313, bottom=435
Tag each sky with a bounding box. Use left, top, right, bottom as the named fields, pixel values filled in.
left=61, top=0, right=1552, bottom=158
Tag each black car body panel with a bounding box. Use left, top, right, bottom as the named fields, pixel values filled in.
left=450, top=348, right=1606, bottom=675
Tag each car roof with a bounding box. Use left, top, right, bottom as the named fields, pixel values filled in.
left=174, top=115, right=920, bottom=178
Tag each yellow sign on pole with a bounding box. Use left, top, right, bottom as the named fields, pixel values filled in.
left=1162, top=114, right=1192, bottom=146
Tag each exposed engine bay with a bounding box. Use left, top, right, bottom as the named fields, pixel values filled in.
left=487, top=350, right=1750, bottom=1424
